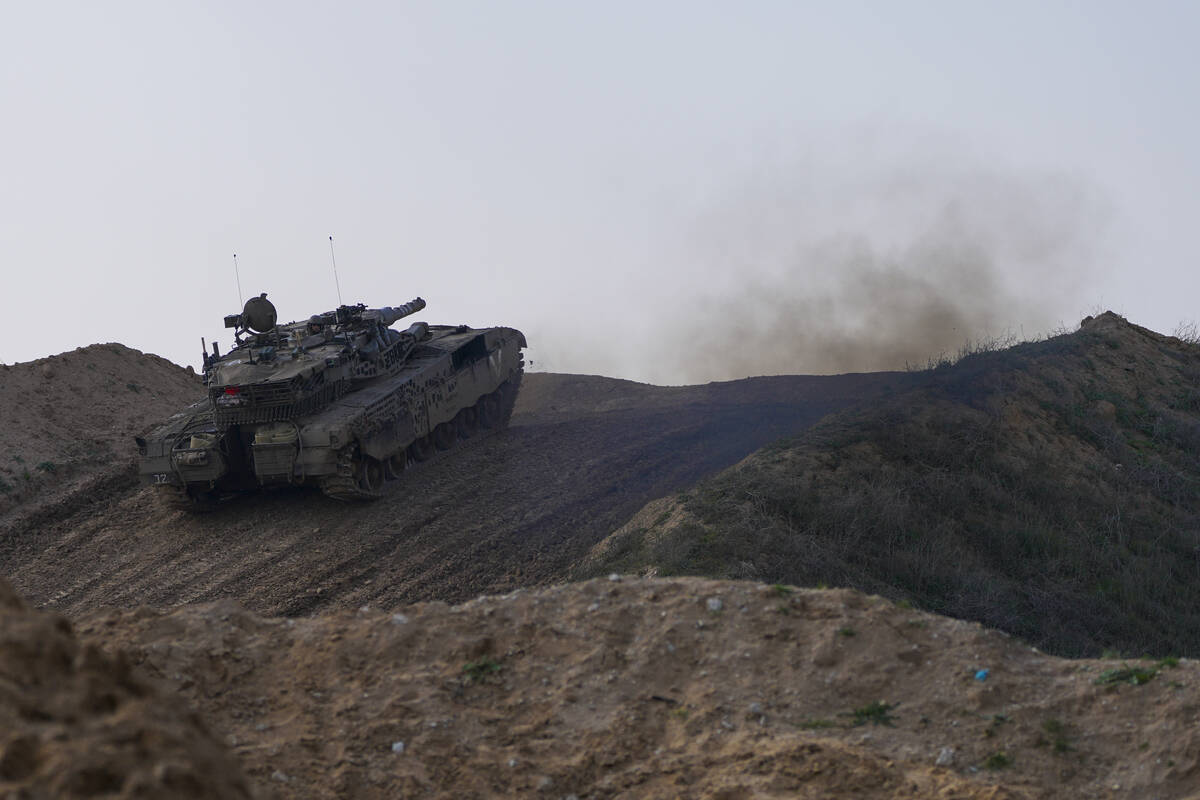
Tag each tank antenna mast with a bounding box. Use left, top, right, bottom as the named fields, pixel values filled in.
left=232, top=253, right=244, bottom=308
left=328, top=235, right=344, bottom=306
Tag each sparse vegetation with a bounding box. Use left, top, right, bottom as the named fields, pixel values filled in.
left=1172, top=321, right=1200, bottom=345
left=462, top=656, right=502, bottom=683
left=905, top=332, right=1023, bottom=373
left=794, top=718, right=836, bottom=730
left=770, top=583, right=793, bottom=597
left=847, top=700, right=898, bottom=727
left=837, top=626, right=856, bottom=637
left=983, top=713, right=1008, bottom=738
left=1095, top=663, right=1157, bottom=686
left=35, top=461, right=56, bottom=474
left=1038, top=719, right=1071, bottom=753
left=983, top=751, right=1013, bottom=770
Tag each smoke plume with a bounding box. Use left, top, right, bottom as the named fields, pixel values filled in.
left=643, top=160, right=1110, bottom=384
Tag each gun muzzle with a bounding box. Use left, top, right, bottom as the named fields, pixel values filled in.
left=371, top=298, right=426, bottom=326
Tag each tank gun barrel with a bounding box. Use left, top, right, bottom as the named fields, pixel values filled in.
left=368, top=298, right=426, bottom=326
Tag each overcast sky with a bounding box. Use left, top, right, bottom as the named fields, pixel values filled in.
left=2, top=1, right=1197, bottom=383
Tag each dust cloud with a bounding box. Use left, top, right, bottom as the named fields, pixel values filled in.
left=640, top=160, right=1111, bottom=385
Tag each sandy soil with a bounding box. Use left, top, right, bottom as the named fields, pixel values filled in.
left=71, top=576, right=1200, bottom=799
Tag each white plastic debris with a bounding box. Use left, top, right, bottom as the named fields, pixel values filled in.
left=706, top=597, right=723, bottom=612
left=391, top=741, right=405, bottom=754
left=391, top=613, right=409, bottom=625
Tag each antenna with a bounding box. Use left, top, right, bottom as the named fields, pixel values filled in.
left=328, top=235, right=343, bottom=306
left=232, top=253, right=244, bottom=308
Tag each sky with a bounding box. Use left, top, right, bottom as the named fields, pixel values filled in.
left=2, top=1, right=1197, bottom=384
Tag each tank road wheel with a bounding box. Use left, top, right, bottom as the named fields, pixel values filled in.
left=385, top=449, right=407, bottom=480
left=433, top=422, right=457, bottom=451
left=357, top=457, right=384, bottom=494
left=455, top=406, right=479, bottom=439
left=478, top=393, right=503, bottom=429
left=410, top=435, right=435, bottom=462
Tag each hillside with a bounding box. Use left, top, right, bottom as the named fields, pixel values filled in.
left=585, top=313, right=1200, bottom=657
left=0, top=348, right=913, bottom=617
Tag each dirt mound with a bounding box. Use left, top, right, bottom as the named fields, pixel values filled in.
left=80, top=576, right=1200, bottom=799
left=0, top=343, right=203, bottom=526
left=587, top=313, right=1200, bottom=657
left=0, top=578, right=253, bottom=799
left=0, top=369, right=915, bottom=618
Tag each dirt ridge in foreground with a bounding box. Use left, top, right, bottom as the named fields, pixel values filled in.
left=76, top=576, right=1200, bottom=800
left=0, top=579, right=253, bottom=799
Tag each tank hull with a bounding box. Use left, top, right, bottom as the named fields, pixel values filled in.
left=137, top=324, right=524, bottom=503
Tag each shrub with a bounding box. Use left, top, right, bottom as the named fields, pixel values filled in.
left=1095, top=664, right=1157, bottom=686
left=462, top=657, right=502, bottom=683
left=848, top=701, right=897, bottom=727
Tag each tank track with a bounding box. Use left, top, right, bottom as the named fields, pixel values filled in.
left=318, top=369, right=522, bottom=502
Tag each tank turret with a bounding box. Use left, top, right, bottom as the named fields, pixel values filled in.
left=202, top=294, right=435, bottom=427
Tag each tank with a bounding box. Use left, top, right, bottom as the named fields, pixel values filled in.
left=135, top=292, right=525, bottom=508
